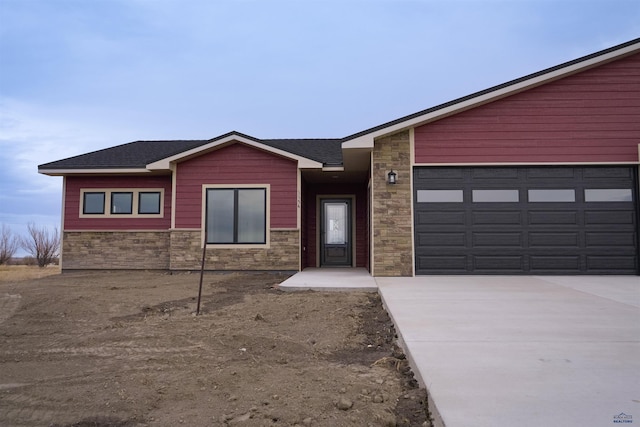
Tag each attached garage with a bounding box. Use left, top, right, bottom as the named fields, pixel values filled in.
left=414, top=166, right=639, bottom=275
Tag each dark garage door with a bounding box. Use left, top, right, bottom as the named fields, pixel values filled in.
left=414, top=166, right=639, bottom=275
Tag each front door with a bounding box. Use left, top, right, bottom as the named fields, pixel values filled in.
left=320, top=199, right=352, bottom=266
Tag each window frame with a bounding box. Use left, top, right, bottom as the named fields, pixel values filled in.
left=79, top=188, right=165, bottom=218
left=138, top=191, right=162, bottom=214
left=202, top=184, right=270, bottom=248
left=110, top=192, right=133, bottom=214
left=82, top=191, right=106, bottom=214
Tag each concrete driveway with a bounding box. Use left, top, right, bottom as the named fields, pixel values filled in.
left=376, top=276, right=640, bottom=427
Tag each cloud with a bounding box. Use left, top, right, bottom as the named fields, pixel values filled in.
left=0, top=97, right=140, bottom=244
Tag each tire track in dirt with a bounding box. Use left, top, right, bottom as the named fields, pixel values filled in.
left=0, top=343, right=207, bottom=361
left=0, top=293, right=21, bottom=325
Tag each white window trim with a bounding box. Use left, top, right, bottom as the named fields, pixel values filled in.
left=201, top=184, right=271, bottom=249
left=79, top=188, right=165, bottom=218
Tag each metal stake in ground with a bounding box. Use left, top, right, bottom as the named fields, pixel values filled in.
left=196, top=215, right=208, bottom=315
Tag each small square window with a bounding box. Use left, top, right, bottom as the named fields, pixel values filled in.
left=138, top=192, right=161, bottom=214
left=111, top=192, right=133, bottom=214
left=83, top=192, right=105, bottom=214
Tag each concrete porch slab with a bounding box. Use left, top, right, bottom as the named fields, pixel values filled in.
left=278, top=268, right=377, bottom=292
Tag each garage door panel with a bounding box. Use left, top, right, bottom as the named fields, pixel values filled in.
left=415, top=168, right=464, bottom=179
left=473, top=255, right=523, bottom=271
left=472, top=232, right=522, bottom=247
left=586, top=256, right=637, bottom=270
left=585, top=232, right=636, bottom=247
left=471, top=168, right=519, bottom=179
left=472, top=211, right=522, bottom=225
left=530, top=256, right=581, bottom=271
left=414, top=166, right=638, bottom=275
left=416, top=255, right=467, bottom=271
left=529, top=232, right=579, bottom=247
left=527, top=168, right=577, bottom=179
left=528, top=211, right=578, bottom=225
left=585, top=211, right=635, bottom=225
left=583, top=167, right=634, bottom=179
left=416, top=211, right=466, bottom=225
left=416, top=232, right=466, bottom=247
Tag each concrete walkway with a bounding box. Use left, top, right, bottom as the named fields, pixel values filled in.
left=281, top=270, right=640, bottom=427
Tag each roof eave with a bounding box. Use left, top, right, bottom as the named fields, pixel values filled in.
left=38, top=168, right=152, bottom=176
left=342, top=38, right=640, bottom=149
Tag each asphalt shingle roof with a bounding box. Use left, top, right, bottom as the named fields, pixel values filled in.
left=38, top=134, right=343, bottom=170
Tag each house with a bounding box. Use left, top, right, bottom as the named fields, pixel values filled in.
left=39, top=38, right=640, bottom=276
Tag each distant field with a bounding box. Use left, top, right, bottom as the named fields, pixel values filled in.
left=0, top=265, right=61, bottom=282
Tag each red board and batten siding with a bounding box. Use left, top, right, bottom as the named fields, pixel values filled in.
left=174, top=143, right=298, bottom=229
left=64, top=175, right=172, bottom=230
left=415, top=52, right=640, bottom=164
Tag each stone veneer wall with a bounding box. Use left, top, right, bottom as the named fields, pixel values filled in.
left=372, top=130, right=413, bottom=276
left=62, top=231, right=170, bottom=270
left=170, top=229, right=299, bottom=271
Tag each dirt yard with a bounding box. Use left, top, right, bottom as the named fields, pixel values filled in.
left=0, top=268, right=430, bottom=426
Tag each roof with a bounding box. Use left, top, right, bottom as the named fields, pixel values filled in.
left=38, top=132, right=342, bottom=172
left=39, top=37, right=640, bottom=174
left=343, top=37, right=640, bottom=147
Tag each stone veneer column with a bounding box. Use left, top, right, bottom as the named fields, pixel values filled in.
left=372, top=130, right=413, bottom=276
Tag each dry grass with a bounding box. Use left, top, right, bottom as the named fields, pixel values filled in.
left=0, top=265, right=61, bottom=283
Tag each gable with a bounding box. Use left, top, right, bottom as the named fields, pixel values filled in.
left=414, top=52, right=640, bottom=164
left=342, top=38, right=640, bottom=149
left=174, top=142, right=299, bottom=229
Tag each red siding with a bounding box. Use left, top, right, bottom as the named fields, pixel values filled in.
left=65, top=175, right=172, bottom=230
left=415, top=52, right=640, bottom=164
left=174, top=143, right=298, bottom=229
left=303, top=183, right=368, bottom=268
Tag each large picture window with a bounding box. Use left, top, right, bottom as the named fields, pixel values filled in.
left=206, top=188, right=267, bottom=244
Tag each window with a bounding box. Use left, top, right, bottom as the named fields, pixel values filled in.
left=111, top=192, right=133, bottom=214
left=80, top=189, right=164, bottom=217
left=417, top=190, right=463, bottom=203
left=472, top=190, right=519, bottom=202
left=206, top=188, right=267, bottom=244
left=83, top=192, right=105, bottom=214
left=585, top=189, right=632, bottom=202
left=528, top=189, right=575, bottom=202
left=138, top=192, right=161, bottom=214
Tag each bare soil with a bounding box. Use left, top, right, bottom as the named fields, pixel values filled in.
left=0, top=269, right=431, bottom=426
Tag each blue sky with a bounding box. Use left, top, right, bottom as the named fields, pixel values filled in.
left=1, top=0, right=639, bottom=253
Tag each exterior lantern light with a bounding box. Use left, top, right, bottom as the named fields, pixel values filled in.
left=387, top=170, right=397, bottom=185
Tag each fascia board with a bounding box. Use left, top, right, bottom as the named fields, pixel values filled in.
left=146, top=134, right=323, bottom=170
left=38, top=168, right=151, bottom=176
left=343, top=41, right=640, bottom=149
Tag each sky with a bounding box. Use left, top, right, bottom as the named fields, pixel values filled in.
left=0, top=0, right=639, bottom=255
